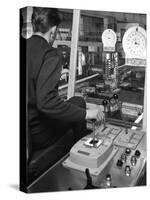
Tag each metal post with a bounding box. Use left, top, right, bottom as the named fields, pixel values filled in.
left=104, top=17, right=109, bottom=30
left=142, top=69, right=147, bottom=132
left=67, top=9, right=80, bottom=99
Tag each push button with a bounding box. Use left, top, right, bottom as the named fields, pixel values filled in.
left=135, top=150, right=141, bottom=158
left=125, top=148, right=131, bottom=155
left=116, top=159, right=123, bottom=168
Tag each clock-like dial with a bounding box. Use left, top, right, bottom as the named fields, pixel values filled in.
left=122, top=26, right=146, bottom=58
left=102, top=29, right=117, bottom=46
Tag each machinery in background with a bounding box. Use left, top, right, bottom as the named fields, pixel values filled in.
left=122, top=26, right=146, bottom=67
left=62, top=27, right=146, bottom=188
left=79, top=29, right=120, bottom=115
left=118, top=26, right=146, bottom=91
left=81, top=27, right=146, bottom=120
left=58, top=45, right=70, bottom=84
left=102, top=29, right=119, bottom=93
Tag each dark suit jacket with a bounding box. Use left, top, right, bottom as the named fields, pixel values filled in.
left=27, top=35, right=86, bottom=137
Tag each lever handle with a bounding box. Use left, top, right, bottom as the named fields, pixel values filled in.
left=84, top=168, right=99, bottom=189
left=85, top=168, right=92, bottom=185
left=102, top=99, right=108, bottom=128
left=113, top=93, right=118, bottom=99
left=102, top=99, right=108, bottom=107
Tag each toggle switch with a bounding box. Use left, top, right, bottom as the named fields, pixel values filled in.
left=106, top=174, right=112, bottom=187
left=125, top=165, right=131, bottom=176
left=121, top=153, right=127, bottom=163
left=131, top=155, right=137, bottom=166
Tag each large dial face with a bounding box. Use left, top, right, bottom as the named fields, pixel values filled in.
left=122, top=26, right=146, bottom=58
left=102, top=29, right=117, bottom=46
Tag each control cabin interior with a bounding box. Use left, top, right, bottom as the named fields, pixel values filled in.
left=20, top=7, right=147, bottom=192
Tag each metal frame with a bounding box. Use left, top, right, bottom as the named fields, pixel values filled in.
left=67, top=9, right=80, bottom=99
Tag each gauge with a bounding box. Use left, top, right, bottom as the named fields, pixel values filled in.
left=122, top=26, right=146, bottom=59
left=102, top=29, right=117, bottom=46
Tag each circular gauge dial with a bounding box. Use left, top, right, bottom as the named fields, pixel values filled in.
left=102, top=29, right=117, bottom=46
left=122, top=26, right=146, bottom=58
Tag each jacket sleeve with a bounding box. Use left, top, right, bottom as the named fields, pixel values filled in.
left=36, top=51, right=86, bottom=122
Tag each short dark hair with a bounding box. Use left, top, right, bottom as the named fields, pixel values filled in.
left=32, top=7, right=61, bottom=33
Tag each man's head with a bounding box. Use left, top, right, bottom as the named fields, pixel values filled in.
left=32, top=7, right=61, bottom=44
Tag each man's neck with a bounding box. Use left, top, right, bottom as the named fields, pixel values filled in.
left=34, top=32, right=49, bottom=44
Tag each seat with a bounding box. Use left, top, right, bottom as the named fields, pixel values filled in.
left=27, top=127, right=74, bottom=185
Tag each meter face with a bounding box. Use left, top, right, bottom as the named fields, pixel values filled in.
left=102, top=29, right=117, bottom=46
left=123, top=26, right=146, bottom=58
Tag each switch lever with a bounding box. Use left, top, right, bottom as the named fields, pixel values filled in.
left=91, top=119, right=97, bottom=146
left=102, top=99, right=108, bottom=130
left=84, top=168, right=99, bottom=189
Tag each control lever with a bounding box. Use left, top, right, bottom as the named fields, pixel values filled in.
left=102, top=99, right=108, bottom=131
left=84, top=168, right=99, bottom=189
left=91, top=119, right=97, bottom=146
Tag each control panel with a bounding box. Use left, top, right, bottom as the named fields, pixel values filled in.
left=62, top=26, right=147, bottom=189
left=63, top=123, right=146, bottom=188
left=63, top=126, right=119, bottom=176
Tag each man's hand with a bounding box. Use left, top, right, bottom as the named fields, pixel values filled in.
left=86, top=107, right=104, bottom=122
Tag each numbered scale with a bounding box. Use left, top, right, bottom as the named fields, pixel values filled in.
left=102, top=29, right=117, bottom=52
left=122, top=26, right=146, bottom=66
left=101, top=29, right=118, bottom=91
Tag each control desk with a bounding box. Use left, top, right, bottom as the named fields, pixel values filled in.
left=27, top=122, right=146, bottom=192
left=63, top=123, right=146, bottom=188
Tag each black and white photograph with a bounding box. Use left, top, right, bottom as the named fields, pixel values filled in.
left=19, top=5, right=147, bottom=193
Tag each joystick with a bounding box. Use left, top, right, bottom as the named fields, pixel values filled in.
left=91, top=119, right=98, bottom=146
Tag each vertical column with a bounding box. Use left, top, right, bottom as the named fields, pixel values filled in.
left=143, top=70, right=147, bottom=132
left=67, top=9, right=80, bottom=99
left=103, top=17, right=109, bottom=30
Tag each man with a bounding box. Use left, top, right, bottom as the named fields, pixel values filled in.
left=27, top=7, right=104, bottom=151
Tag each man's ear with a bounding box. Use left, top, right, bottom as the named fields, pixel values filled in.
left=49, top=26, right=57, bottom=35
left=49, top=26, right=57, bottom=44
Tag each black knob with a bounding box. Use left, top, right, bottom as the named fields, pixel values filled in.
left=125, top=148, right=131, bottom=155
left=116, top=159, right=123, bottom=168
left=106, top=174, right=112, bottom=181
left=135, top=150, right=141, bottom=158
left=113, top=94, right=118, bottom=99
left=102, top=99, right=108, bottom=106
